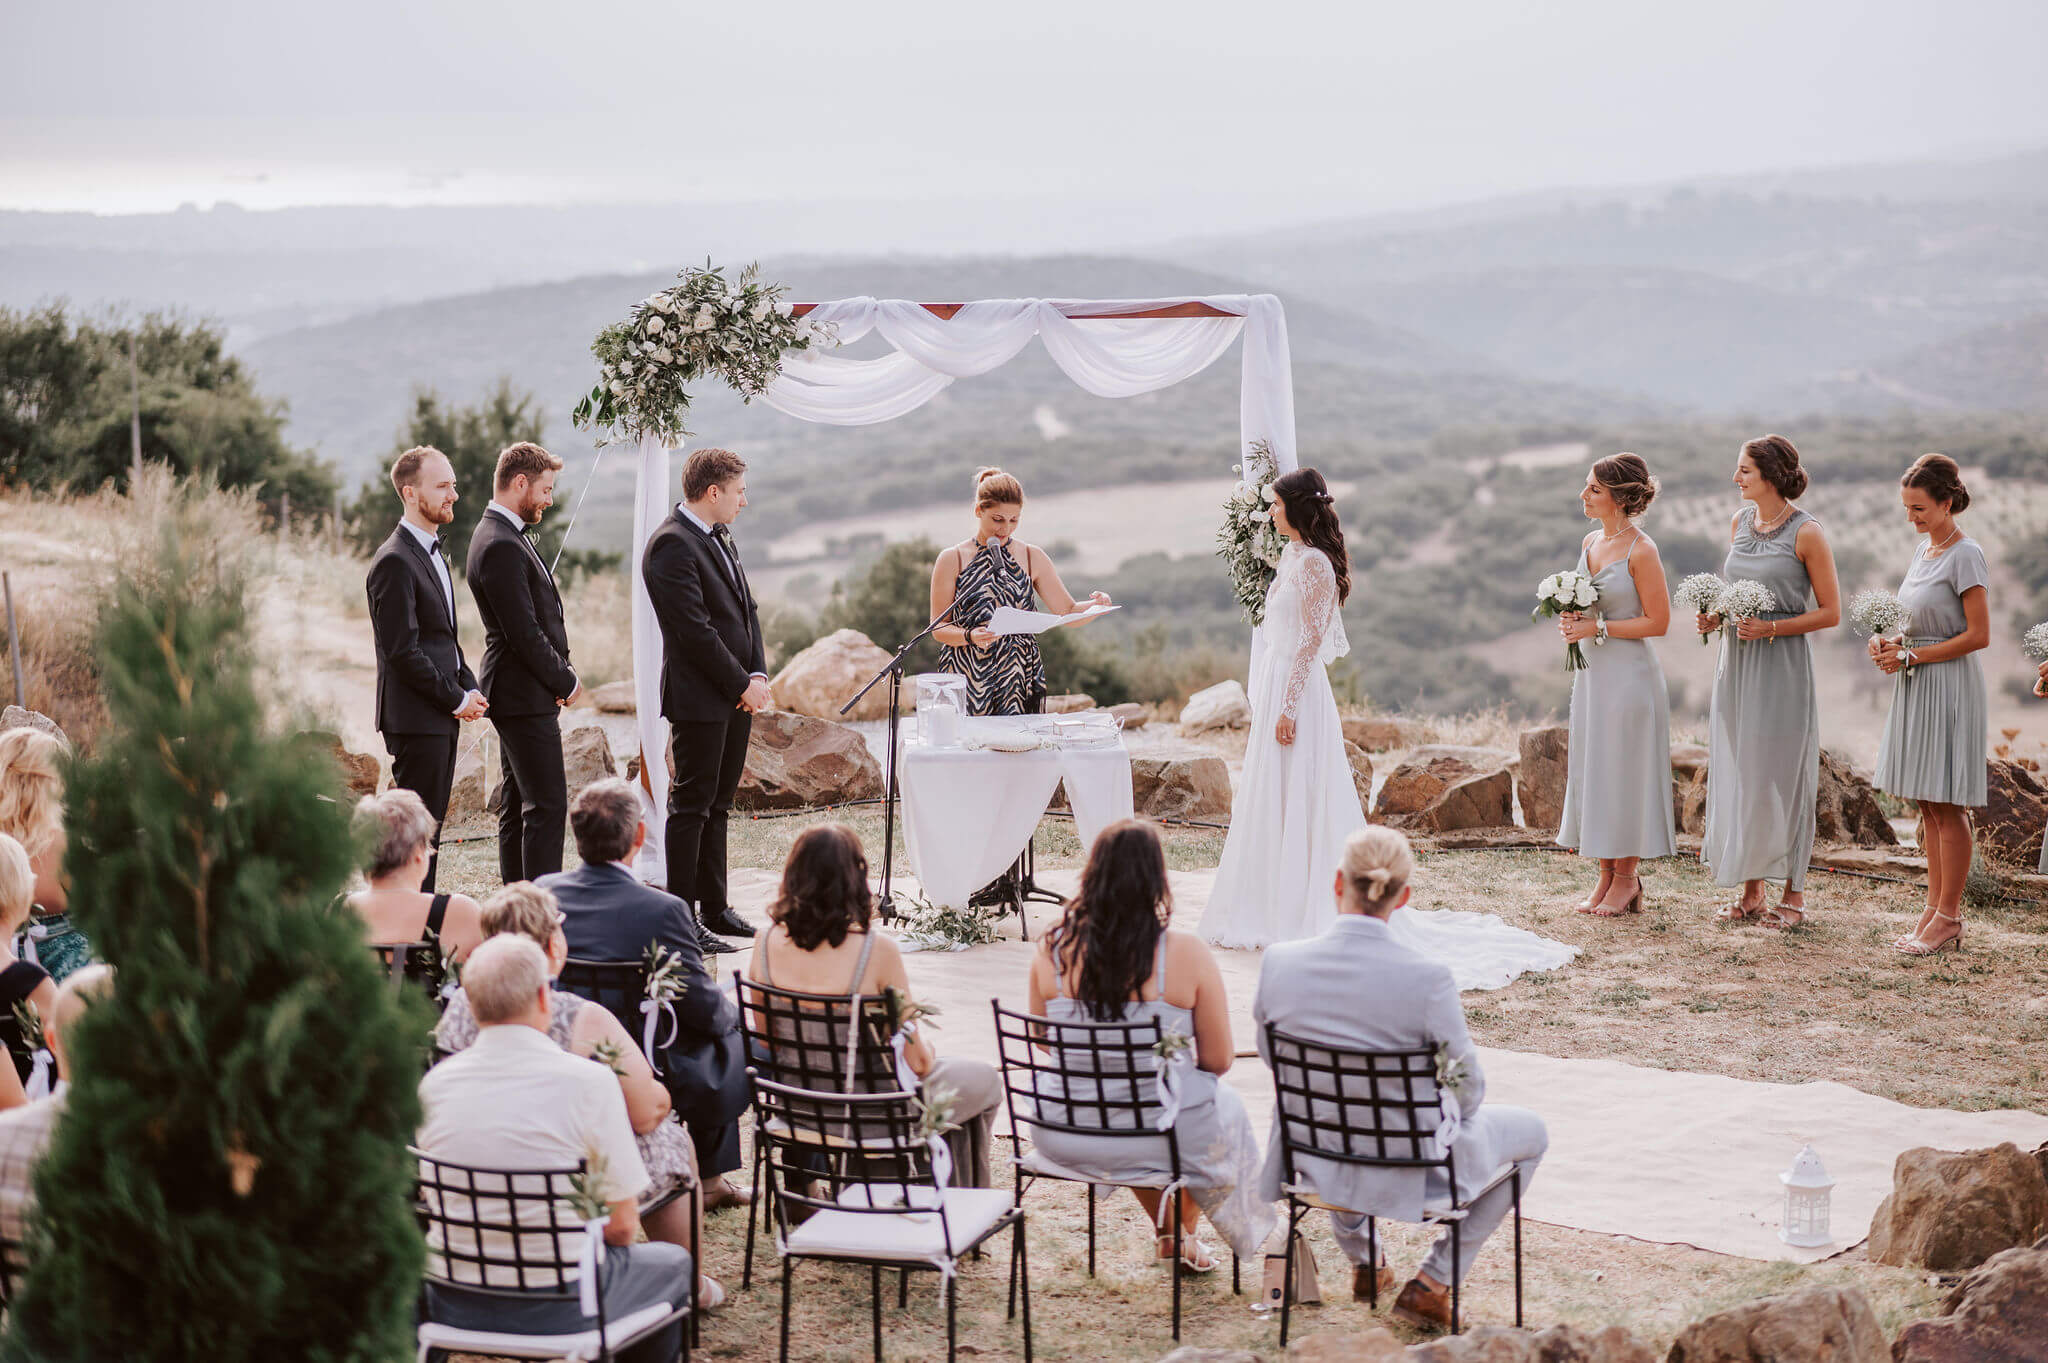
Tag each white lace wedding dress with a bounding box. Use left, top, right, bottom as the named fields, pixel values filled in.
left=1199, top=543, right=1579, bottom=989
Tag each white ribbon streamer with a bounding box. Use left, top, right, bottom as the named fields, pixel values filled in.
left=1433, top=1089, right=1464, bottom=1157
left=638, top=997, right=679, bottom=1072
left=1151, top=1044, right=1190, bottom=1134
left=576, top=1215, right=608, bottom=1317
left=24, top=1048, right=50, bottom=1101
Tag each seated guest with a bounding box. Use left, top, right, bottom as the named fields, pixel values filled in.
left=539, top=779, right=750, bottom=1211
left=0, top=729, right=89, bottom=983
left=1254, top=826, right=1548, bottom=1331
left=0, top=834, right=56, bottom=1101
left=346, top=789, right=484, bottom=962
left=1024, top=820, right=1272, bottom=1269
left=0, top=965, right=114, bottom=1276
left=419, top=937, right=693, bottom=1359
left=744, top=823, right=1001, bottom=1187
left=436, top=884, right=716, bottom=1302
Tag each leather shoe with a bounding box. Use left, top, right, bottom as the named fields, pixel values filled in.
left=1389, top=1276, right=1452, bottom=1331
left=697, top=933, right=738, bottom=955
left=700, top=907, right=756, bottom=939
left=1353, top=1261, right=1397, bottom=1303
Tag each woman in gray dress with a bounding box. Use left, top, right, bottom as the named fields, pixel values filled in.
left=1870, top=454, right=1990, bottom=956
left=1556, top=453, right=1677, bottom=915
left=1697, top=436, right=1842, bottom=927
left=1024, top=820, right=1274, bottom=1271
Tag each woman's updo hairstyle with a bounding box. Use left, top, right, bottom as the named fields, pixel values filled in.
left=1740, top=434, right=1809, bottom=500
left=973, top=467, right=1025, bottom=511
left=770, top=822, right=874, bottom=951
left=1901, top=453, right=1970, bottom=513
left=1341, top=825, right=1414, bottom=911
left=1270, top=467, right=1352, bottom=604
left=1591, top=452, right=1658, bottom=518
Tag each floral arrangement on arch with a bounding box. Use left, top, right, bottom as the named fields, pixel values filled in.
left=1216, top=440, right=1287, bottom=626
left=571, top=261, right=832, bottom=448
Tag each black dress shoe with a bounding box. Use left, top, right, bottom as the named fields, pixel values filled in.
left=700, top=907, right=756, bottom=938
left=697, top=933, right=739, bottom=955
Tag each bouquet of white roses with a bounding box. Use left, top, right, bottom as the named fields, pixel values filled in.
left=1532, top=568, right=1600, bottom=672
left=1672, top=573, right=1729, bottom=645
left=1215, top=440, right=1287, bottom=625
left=572, top=260, right=828, bottom=448
left=1714, top=579, right=1780, bottom=642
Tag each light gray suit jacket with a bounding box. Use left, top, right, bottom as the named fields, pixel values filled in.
left=1253, top=914, right=1499, bottom=1220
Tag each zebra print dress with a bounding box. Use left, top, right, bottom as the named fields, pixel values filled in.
left=940, top=540, right=1047, bottom=716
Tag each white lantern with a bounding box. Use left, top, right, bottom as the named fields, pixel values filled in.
left=1778, top=1144, right=1835, bottom=1248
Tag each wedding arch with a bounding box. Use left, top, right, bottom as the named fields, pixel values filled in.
left=612, top=291, right=1301, bottom=867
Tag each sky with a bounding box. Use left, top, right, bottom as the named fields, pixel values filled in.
left=7, top=0, right=2048, bottom=224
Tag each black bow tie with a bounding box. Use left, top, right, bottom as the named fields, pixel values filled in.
left=428, top=537, right=444, bottom=556
left=711, top=524, right=737, bottom=552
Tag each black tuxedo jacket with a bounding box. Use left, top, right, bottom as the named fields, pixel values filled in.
left=367, top=525, right=477, bottom=737
left=465, top=508, right=576, bottom=717
left=641, top=509, right=765, bottom=724
left=538, top=861, right=750, bottom=1127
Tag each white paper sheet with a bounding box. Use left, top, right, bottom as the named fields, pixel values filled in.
left=986, top=602, right=1121, bottom=636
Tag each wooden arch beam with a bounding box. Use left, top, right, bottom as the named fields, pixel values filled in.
left=786, top=300, right=1242, bottom=320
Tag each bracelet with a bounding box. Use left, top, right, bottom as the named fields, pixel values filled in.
left=1771, top=620, right=1778, bottom=638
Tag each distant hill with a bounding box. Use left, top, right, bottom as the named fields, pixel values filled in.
left=1765, top=310, right=2048, bottom=414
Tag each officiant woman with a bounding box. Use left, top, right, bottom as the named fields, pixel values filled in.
left=929, top=467, right=1112, bottom=716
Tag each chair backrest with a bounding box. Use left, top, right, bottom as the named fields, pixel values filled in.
left=991, top=1002, right=1181, bottom=1161
left=557, top=956, right=654, bottom=1053
left=750, top=1073, right=964, bottom=1251
left=370, top=941, right=448, bottom=1009
left=412, top=1147, right=590, bottom=1300
left=1264, top=1024, right=1453, bottom=1180
left=0, top=1231, right=21, bottom=1304
left=735, top=975, right=899, bottom=1094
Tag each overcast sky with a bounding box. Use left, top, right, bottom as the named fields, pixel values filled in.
left=7, top=0, right=2047, bottom=221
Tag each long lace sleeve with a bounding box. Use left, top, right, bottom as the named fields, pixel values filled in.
left=1282, top=550, right=1340, bottom=721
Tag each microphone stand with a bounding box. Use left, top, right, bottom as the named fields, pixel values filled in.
left=840, top=599, right=959, bottom=921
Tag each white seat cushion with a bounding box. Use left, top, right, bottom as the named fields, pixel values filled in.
left=785, top=1186, right=1016, bottom=1263
left=1015, top=1145, right=1176, bottom=1191
left=416, top=1300, right=680, bottom=1361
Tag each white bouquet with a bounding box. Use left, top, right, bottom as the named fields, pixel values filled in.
left=1672, top=573, right=1729, bottom=645
left=1215, top=440, right=1287, bottom=625
left=1532, top=568, right=1600, bottom=672
left=2024, top=622, right=2048, bottom=696
left=1714, top=579, right=1781, bottom=643
left=1848, top=588, right=1914, bottom=680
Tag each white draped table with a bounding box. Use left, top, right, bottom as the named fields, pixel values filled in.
left=898, top=716, right=1134, bottom=909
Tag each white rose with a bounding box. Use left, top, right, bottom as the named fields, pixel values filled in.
left=1260, top=484, right=1277, bottom=504
left=696, top=305, right=717, bottom=325
left=694, top=313, right=715, bottom=332
left=776, top=299, right=795, bottom=317
left=1539, top=574, right=1558, bottom=596
left=1251, top=510, right=1269, bottom=523
left=608, top=380, right=625, bottom=395
left=1574, top=585, right=1596, bottom=607
left=619, top=360, right=633, bottom=374
left=653, top=347, right=674, bottom=364
left=645, top=315, right=664, bottom=335
left=751, top=299, right=771, bottom=321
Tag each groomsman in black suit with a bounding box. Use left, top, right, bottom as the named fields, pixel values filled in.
left=642, top=447, right=769, bottom=952
left=366, top=445, right=486, bottom=891
left=465, top=441, right=581, bottom=884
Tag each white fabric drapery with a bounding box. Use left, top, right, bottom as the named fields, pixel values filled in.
left=625, top=296, right=1297, bottom=883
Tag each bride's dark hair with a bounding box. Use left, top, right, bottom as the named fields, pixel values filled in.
left=1052, top=820, right=1172, bottom=1021
left=1271, top=467, right=1351, bottom=604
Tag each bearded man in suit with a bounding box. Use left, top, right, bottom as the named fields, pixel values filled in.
left=641, top=447, right=770, bottom=953
left=466, top=440, right=582, bottom=884
left=366, top=445, right=486, bottom=891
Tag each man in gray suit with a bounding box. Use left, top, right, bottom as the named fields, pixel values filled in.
left=1252, top=827, right=1547, bottom=1331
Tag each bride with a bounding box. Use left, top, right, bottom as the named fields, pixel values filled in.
left=1199, top=469, right=1577, bottom=988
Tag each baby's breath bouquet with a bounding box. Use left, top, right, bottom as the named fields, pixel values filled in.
left=1532, top=568, right=1600, bottom=671
left=1673, top=573, right=1729, bottom=645
left=1216, top=440, right=1287, bottom=625
left=572, top=261, right=829, bottom=447
left=1715, top=579, right=1781, bottom=643
left=2024, top=622, right=2048, bottom=696
left=1849, top=588, right=1914, bottom=680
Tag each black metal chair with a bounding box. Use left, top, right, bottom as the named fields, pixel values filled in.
left=1264, top=1026, right=1523, bottom=1340
left=556, top=957, right=659, bottom=1066
left=411, top=1148, right=693, bottom=1363
left=370, top=941, right=449, bottom=1009
left=992, top=1003, right=1238, bottom=1341
left=0, top=1229, right=22, bottom=1307
left=733, top=975, right=901, bottom=1291
left=751, top=1073, right=1029, bottom=1363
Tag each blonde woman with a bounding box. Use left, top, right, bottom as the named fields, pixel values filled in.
left=930, top=467, right=1111, bottom=717
left=0, top=833, right=50, bottom=1108
left=0, top=730, right=89, bottom=982
left=346, top=789, right=485, bottom=962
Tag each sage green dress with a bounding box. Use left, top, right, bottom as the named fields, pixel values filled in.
left=1873, top=538, right=1990, bottom=807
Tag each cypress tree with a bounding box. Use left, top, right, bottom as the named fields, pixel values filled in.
left=5, top=509, right=428, bottom=1360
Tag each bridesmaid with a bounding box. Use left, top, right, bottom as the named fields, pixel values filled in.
left=1870, top=454, right=1989, bottom=956
left=1698, top=435, right=1842, bottom=928
left=1556, top=453, right=1677, bottom=915
left=929, top=467, right=1111, bottom=717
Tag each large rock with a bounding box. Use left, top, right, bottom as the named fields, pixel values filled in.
left=1284, top=1328, right=1404, bottom=1363
left=297, top=730, right=380, bottom=799
left=0, top=706, right=65, bottom=745
left=562, top=724, right=617, bottom=794
left=1670, top=742, right=1709, bottom=831
left=1180, top=679, right=1252, bottom=735
left=1815, top=748, right=1897, bottom=846
left=1109, top=702, right=1149, bottom=730
left=1375, top=745, right=1516, bottom=833
left=1665, top=1284, right=1887, bottom=1363
left=1978, top=760, right=2048, bottom=868
left=448, top=748, right=488, bottom=820
left=1131, top=744, right=1233, bottom=822
left=735, top=710, right=883, bottom=811
left=769, top=629, right=898, bottom=722
left=1345, top=740, right=1374, bottom=811
left=1893, top=1233, right=2048, bottom=1363
left=1342, top=715, right=1441, bottom=753
left=587, top=680, right=637, bottom=713
left=1868, top=1143, right=2048, bottom=1271
left=1044, top=693, right=1095, bottom=715
left=1408, top=1323, right=1655, bottom=1363
left=1517, top=725, right=1568, bottom=832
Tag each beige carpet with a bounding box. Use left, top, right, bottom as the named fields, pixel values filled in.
left=728, top=867, right=2048, bottom=1263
